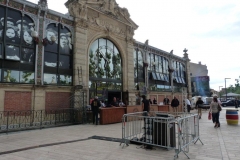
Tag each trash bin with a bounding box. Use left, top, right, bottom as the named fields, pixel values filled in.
left=153, top=113, right=176, bottom=147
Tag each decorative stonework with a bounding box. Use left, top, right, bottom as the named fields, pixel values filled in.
left=95, top=18, right=125, bottom=35
left=62, top=18, right=74, bottom=26
left=25, top=6, right=38, bottom=15
left=0, top=0, right=6, bottom=5
left=75, top=18, right=88, bottom=28
left=46, top=14, right=59, bottom=22
left=8, top=1, right=23, bottom=10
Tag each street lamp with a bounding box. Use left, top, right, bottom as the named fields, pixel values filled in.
left=219, top=86, right=223, bottom=100
left=225, top=78, right=231, bottom=101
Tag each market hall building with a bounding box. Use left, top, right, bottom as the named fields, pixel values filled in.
left=0, top=0, right=192, bottom=113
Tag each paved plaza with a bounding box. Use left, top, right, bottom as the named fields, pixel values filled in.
left=0, top=108, right=239, bottom=160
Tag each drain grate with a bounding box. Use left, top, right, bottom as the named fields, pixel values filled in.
left=90, top=135, right=122, bottom=142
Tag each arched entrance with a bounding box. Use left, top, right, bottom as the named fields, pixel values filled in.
left=88, top=38, right=123, bottom=106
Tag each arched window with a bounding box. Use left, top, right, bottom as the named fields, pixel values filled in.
left=0, top=6, right=35, bottom=83
left=89, top=38, right=122, bottom=100
left=43, top=23, right=73, bottom=85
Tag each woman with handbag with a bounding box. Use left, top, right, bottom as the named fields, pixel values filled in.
left=196, top=97, right=204, bottom=119
left=209, top=97, right=221, bottom=128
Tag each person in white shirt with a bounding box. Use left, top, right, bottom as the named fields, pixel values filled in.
left=184, top=98, right=191, bottom=113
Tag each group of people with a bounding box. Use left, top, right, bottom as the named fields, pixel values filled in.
left=90, top=96, right=126, bottom=125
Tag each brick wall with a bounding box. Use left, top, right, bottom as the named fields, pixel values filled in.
left=45, top=92, right=71, bottom=110
left=4, top=91, right=32, bottom=111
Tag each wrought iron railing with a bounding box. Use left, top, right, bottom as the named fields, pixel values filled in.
left=0, top=108, right=91, bottom=133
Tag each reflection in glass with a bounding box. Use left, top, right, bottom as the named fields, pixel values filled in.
left=59, top=75, right=72, bottom=85
left=89, top=38, right=122, bottom=80
left=44, top=73, right=57, bottom=84
left=20, top=71, right=34, bottom=83
left=44, top=52, right=57, bottom=67
left=4, top=70, right=19, bottom=82
left=134, top=49, right=137, bottom=78
left=5, top=45, right=20, bottom=60
left=137, top=51, right=143, bottom=79
left=21, top=48, right=34, bottom=63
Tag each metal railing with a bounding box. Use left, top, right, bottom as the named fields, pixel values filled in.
left=120, top=111, right=203, bottom=159
left=0, top=108, right=92, bottom=133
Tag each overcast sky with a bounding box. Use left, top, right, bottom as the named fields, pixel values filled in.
left=29, top=0, right=240, bottom=91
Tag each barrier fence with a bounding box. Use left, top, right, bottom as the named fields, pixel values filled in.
left=0, top=108, right=90, bottom=133
left=120, top=111, right=203, bottom=159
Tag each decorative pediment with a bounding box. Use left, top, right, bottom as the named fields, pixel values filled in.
left=65, top=0, right=138, bottom=31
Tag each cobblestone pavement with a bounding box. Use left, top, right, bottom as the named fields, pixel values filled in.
left=0, top=108, right=239, bottom=160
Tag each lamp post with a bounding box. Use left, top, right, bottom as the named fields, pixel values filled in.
left=225, top=78, right=231, bottom=101
left=219, top=86, right=223, bottom=100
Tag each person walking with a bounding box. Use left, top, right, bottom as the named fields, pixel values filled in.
left=209, top=97, right=221, bottom=128
left=153, top=98, right=157, bottom=104
left=142, top=95, right=150, bottom=116
left=196, top=97, right=204, bottom=119
left=171, top=96, right=179, bottom=113
left=185, top=98, right=191, bottom=113
left=234, top=98, right=239, bottom=109
left=91, top=96, right=101, bottom=125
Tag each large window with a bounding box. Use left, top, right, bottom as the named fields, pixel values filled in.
left=43, top=23, right=73, bottom=85
left=134, top=49, right=144, bottom=83
left=0, top=7, right=35, bottom=83
left=89, top=38, right=122, bottom=100
left=172, top=61, right=186, bottom=85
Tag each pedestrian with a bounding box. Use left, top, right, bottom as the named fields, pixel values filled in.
left=171, top=96, right=179, bottom=113
left=213, top=94, right=221, bottom=127
left=142, top=95, right=150, bottom=116
left=209, top=97, right=221, bottom=128
left=111, top=97, right=119, bottom=107
left=185, top=98, right=191, bottom=113
left=196, top=97, right=204, bottom=119
left=163, top=96, right=169, bottom=105
left=234, top=98, right=239, bottom=109
left=91, top=96, right=101, bottom=125
left=153, top=97, right=157, bottom=104
left=148, top=99, right=153, bottom=104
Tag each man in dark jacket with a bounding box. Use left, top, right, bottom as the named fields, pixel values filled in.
left=171, top=96, right=179, bottom=113
left=91, top=96, right=101, bottom=125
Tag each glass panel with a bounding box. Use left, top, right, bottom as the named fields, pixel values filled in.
left=0, top=69, right=1, bottom=81
left=178, top=77, right=182, bottom=83
left=44, top=24, right=58, bottom=52
left=152, top=72, right=157, bottom=80
left=4, top=70, right=19, bottom=82
left=99, top=38, right=106, bottom=47
left=0, top=43, right=2, bottom=58
left=134, top=49, right=137, bottom=78
left=21, top=48, right=34, bottom=63
left=44, top=52, right=57, bottom=67
left=59, top=75, right=72, bottom=85
left=0, top=6, right=5, bottom=42
left=116, top=83, right=122, bottom=90
left=5, top=45, right=20, bottom=61
left=89, top=40, right=98, bottom=78
left=20, top=71, right=34, bottom=83
left=59, top=55, right=71, bottom=69
left=59, top=27, right=72, bottom=54
left=44, top=73, right=57, bottom=84
left=5, top=9, right=21, bottom=44
left=182, top=77, right=185, bottom=84
left=138, top=51, right=143, bottom=79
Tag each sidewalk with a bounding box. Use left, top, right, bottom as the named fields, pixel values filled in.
left=0, top=109, right=239, bottom=160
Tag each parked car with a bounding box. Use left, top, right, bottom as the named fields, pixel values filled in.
left=221, top=100, right=240, bottom=107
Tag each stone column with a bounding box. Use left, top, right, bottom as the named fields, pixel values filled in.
left=183, top=49, right=192, bottom=99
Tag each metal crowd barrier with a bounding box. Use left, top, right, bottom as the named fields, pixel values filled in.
left=120, top=111, right=203, bottom=159
left=0, top=108, right=89, bottom=133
